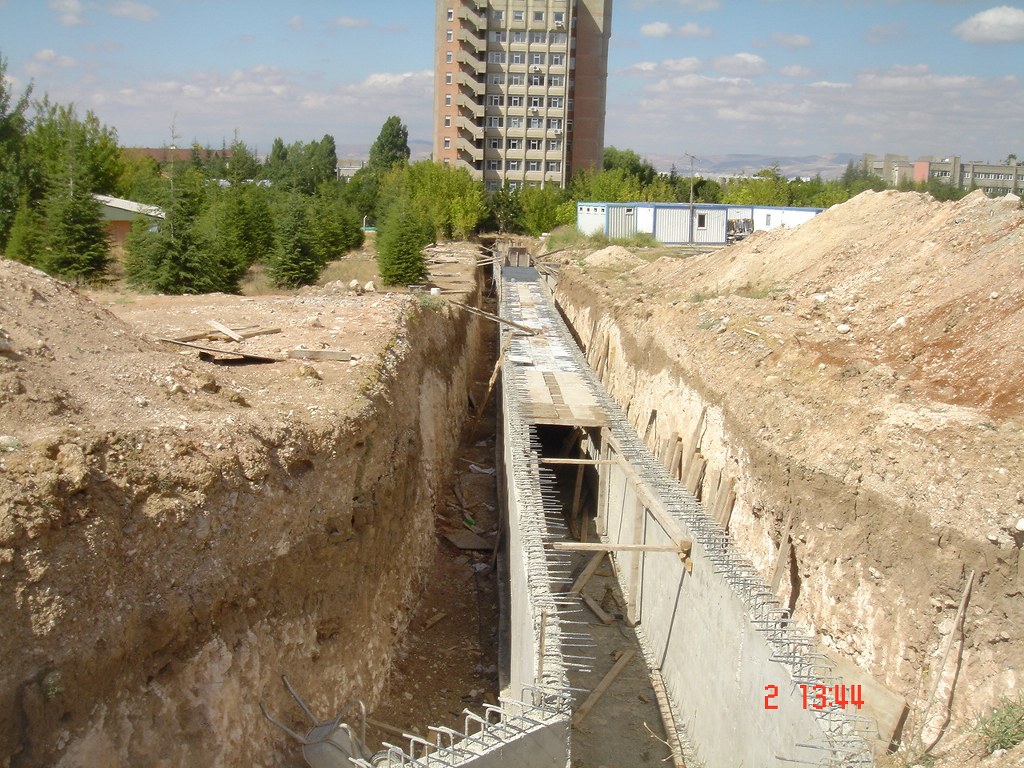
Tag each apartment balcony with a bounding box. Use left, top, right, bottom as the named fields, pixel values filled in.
left=458, top=27, right=485, bottom=52
left=458, top=3, right=485, bottom=29
left=458, top=73, right=485, bottom=96
left=458, top=50, right=486, bottom=76
left=457, top=137, right=483, bottom=162
left=457, top=115, right=482, bottom=136
left=457, top=94, right=484, bottom=119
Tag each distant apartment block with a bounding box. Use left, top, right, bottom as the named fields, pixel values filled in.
left=864, top=153, right=1022, bottom=196
left=433, top=0, right=613, bottom=190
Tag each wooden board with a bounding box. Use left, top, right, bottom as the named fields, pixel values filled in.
left=157, top=338, right=282, bottom=363
left=443, top=529, right=494, bottom=551
left=287, top=348, right=352, bottom=361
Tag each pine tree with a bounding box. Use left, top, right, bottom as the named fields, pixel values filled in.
left=268, top=194, right=321, bottom=287
left=367, top=116, right=411, bottom=173
left=3, top=197, right=44, bottom=263
left=38, top=186, right=110, bottom=280
left=376, top=199, right=429, bottom=286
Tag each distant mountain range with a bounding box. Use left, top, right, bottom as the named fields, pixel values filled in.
left=335, top=141, right=861, bottom=181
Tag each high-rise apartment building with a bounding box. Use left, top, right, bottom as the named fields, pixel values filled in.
left=433, top=0, right=612, bottom=190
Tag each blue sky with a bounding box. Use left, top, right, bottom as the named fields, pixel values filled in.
left=1, top=1, right=1022, bottom=172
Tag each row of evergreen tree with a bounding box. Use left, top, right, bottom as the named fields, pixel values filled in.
left=1, top=52, right=978, bottom=294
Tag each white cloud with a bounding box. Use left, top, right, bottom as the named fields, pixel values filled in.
left=678, top=22, right=713, bottom=38
left=864, top=22, right=906, bottom=45
left=48, top=0, right=86, bottom=26
left=712, top=52, right=768, bottom=77
left=618, top=57, right=703, bottom=77
left=632, top=0, right=720, bottom=10
left=640, top=20, right=711, bottom=38
left=288, top=15, right=303, bottom=31
left=772, top=32, right=811, bottom=49
left=106, top=1, right=158, bottom=22
left=25, top=48, right=78, bottom=76
left=953, top=6, right=1024, bottom=43
left=640, top=21, right=673, bottom=37
left=780, top=65, right=812, bottom=78
left=333, top=17, right=371, bottom=29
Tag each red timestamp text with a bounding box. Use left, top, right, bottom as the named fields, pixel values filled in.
left=763, top=684, right=865, bottom=710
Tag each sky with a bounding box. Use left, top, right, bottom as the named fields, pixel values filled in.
left=1, top=0, right=1022, bottom=173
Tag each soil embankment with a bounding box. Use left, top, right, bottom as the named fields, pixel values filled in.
left=0, top=253, right=487, bottom=767
left=553, top=190, right=1024, bottom=764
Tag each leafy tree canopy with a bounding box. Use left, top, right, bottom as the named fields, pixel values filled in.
left=368, top=116, right=411, bottom=173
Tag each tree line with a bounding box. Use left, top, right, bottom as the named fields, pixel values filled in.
left=1, top=52, right=986, bottom=294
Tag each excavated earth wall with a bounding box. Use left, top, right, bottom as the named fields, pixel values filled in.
left=552, top=190, right=1024, bottom=762
left=0, top=262, right=487, bottom=767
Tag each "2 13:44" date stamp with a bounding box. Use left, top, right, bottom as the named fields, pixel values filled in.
left=764, top=684, right=865, bottom=710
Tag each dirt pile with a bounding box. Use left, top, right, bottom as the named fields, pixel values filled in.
left=553, top=190, right=1024, bottom=764
left=0, top=254, right=487, bottom=767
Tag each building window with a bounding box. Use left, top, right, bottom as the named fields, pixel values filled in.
left=486, top=116, right=504, bottom=128
left=527, top=160, right=541, bottom=172
left=554, top=11, right=565, bottom=24
left=444, top=138, right=451, bottom=149
left=446, top=52, right=453, bottom=63
left=489, top=73, right=505, bottom=85
left=445, top=72, right=452, bottom=84
left=445, top=94, right=452, bottom=106
left=529, top=116, right=544, bottom=129
left=511, top=30, right=526, bottom=43
left=511, top=51, right=525, bottom=65
left=510, top=73, right=524, bottom=86
left=766, top=214, right=772, bottom=226
left=491, top=9, right=504, bottom=21
left=444, top=115, right=451, bottom=127
left=443, top=158, right=450, bottom=166
left=548, top=118, right=563, bottom=130
left=529, top=74, right=545, bottom=86
left=447, top=9, right=454, bottom=21
left=489, top=137, right=501, bottom=149
left=567, top=98, right=573, bottom=112
left=446, top=30, right=454, bottom=42
left=508, top=138, right=522, bottom=149
left=487, top=160, right=501, bottom=171
left=549, top=75, right=564, bottom=87
left=530, top=95, right=543, bottom=108
left=547, top=161, right=561, bottom=172
left=488, top=30, right=507, bottom=43
left=548, top=96, right=563, bottom=108
left=531, top=31, right=546, bottom=44
left=507, top=160, right=521, bottom=171
left=488, top=94, right=504, bottom=106
left=489, top=51, right=506, bottom=64
left=548, top=139, right=561, bottom=151
left=533, top=11, right=544, bottom=22
left=551, top=32, right=567, bottom=45
left=550, top=53, right=565, bottom=66
left=509, top=116, right=523, bottom=128
left=528, top=138, right=542, bottom=150
left=509, top=95, right=523, bottom=107
left=513, top=10, right=524, bottom=22
left=530, top=52, right=545, bottom=66
left=697, top=213, right=707, bottom=229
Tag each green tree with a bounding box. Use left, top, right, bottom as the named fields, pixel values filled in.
left=569, top=167, right=643, bottom=203
left=519, top=184, right=567, bottom=235
left=268, top=194, right=321, bottom=287
left=4, top=196, right=44, bottom=263
left=37, top=185, right=109, bottom=280
left=0, top=54, right=33, bottom=250
left=603, top=146, right=657, bottom=187
left=376, top=198, right=429, bottom=285
left=308, top=182, right=363, bottom=262
left=226, top=137, right=259, bottom=184
left=489, top=182, right=522, bottom=232
left=367, top=116, right=411, bottom=173
left=723, top=166, right=791, bottom=206
left=124, top=165, right=229, bottom=293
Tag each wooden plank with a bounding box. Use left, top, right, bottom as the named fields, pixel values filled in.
left=287, top=348, right=352, bottom=361
left=569, top=464, right=585, bottom=540
left=581, top=593, right=615, bottom=625
left=554, top=541, right=690, bottom=554
left=769, top=509, right=796, bottom=592
left=712, top=477, right=735, bottom=524
left=157, top=337, right=282, bottom=363
left=469, top=333, right=514, bottom=436
left=718, top=489, right=737, bottom=532
left=684, top=455, right=707, bottom=496
left=571, top=649, right=636, bottom=726
left=679, top=407, right=707, bottom=481
left=568, top=551, right=607, bottom=594
left=443, top=530, right=494, bottom=551
left=207, top=320, right=244, bottom=342
left=447, top=299, right=539, bottom=336
left=538, top=457, right=616, bottom=466
left=705, top=468, right=722, bottom=510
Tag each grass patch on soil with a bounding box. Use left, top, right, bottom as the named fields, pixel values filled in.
left=973, top=693, right=1024, bottom=755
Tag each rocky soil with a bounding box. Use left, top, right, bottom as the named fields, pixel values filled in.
left=0, top=248, right=491, bottom=767
left=552, top=190, right=1024, bottom=766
